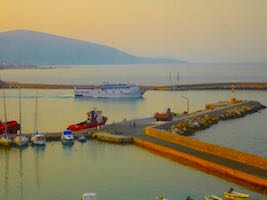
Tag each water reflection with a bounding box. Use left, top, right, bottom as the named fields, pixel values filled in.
left=32, top=146, right=45, bottom=194
left=3, top=148, right=9, bottom=199
left=18, top=147, right=26, bottom=200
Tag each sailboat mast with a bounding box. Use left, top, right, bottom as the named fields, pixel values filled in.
left=34, top=91, right=38, bottom=133
left=3, top=90, right=8, bottom=136
left=19, top=88, right=22, bottom=135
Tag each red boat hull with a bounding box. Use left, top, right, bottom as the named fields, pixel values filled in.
left=68, top=118, right=107, bottom=132
left=0, top=121, right=20, bottom=135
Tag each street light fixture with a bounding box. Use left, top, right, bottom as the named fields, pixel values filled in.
left=181, top=96, right=190, bottom=115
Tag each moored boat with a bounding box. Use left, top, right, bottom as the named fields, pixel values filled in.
left=61, top=130, right=74, bottom=144
left=68, top=109, right=107, bottom=132
left=31, top=132, right=46, bottom=146
left=0, top=90, right=13, bottom=147
left=225, top=191, right=250, bottom=200
left=81, top=192, right=96, bottom=200
left=205, top=195, right=223, bottom=200
left=0, top=135, right=12, bottom=146
left=225, top=188, right=250, bottom=200
left=0, top=120, right=20, bottom=135
left=14, top=89, right=29, bottom=147
left=78, top=135, right=86, bottom=142
left=31, top=92, right=46, bottom=146
left=13, top=135, right=29, bottom=147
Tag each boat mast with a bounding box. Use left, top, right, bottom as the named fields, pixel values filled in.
left=19, top=88, right=22, bottom=136
left=34, top=91, right=38, bottom=134
left=3, top=90, right=8, bottom=137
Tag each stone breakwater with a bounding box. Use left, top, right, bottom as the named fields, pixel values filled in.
left=1, top=81, right=267, bottom=90
left=171, top=101, right=265, bottom=136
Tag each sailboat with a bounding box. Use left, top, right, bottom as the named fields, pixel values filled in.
left=31, top=92, right=46, bottom=146
left=0, top=90, right=13, bottom=146
left=13, top=89, right=29, bottom=147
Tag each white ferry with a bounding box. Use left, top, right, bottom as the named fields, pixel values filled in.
left=74, top=83, right=145, bottom=98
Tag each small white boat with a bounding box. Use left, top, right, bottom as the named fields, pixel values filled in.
left=205, top=195, right=223, bottom=200
left=13, top=135, right=29, bottom=147
left=61, top=130, right=74, bottom=144
left=14, top=89, right=29, bottom=147
left=78, top=135, right=86, bottom=142
left=31, top=92, right=46, bottom=146
left=81, top=192, right=96, bottom=200
left=225, top=191, right=250, bottom=200
left=31, top=132, right=46, bottom=146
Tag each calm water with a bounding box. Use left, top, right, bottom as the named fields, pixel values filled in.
left=0, top=64, right=266, bottom=200
left=0, top=142, right=266, bottom=200
left=0, top=63, right=267, bottom=85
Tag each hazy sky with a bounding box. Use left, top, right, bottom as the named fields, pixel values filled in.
left=1, top=0, right=266, bottom=62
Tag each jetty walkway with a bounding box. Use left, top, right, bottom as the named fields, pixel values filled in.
left=105, top=101, right=267, bottom=192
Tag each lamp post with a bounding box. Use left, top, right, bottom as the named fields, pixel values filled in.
left=181, top=96, right=190, bottom=115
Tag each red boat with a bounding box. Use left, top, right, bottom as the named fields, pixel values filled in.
left=0, top=120, right=20, bottom=135
left=68, top=109, right=107, bottom=132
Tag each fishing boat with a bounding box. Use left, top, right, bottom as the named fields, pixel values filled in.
left=68, top=109, right=107, bottom=132
left=78, top=135, right=86, bottom=142
left=0, top=90, right=20, bottom=135
left=61, top=130, right=74, bottom=144
left=0, top=120, right=20, bottom=135
left=31, top=92, right=46, bottom=146
left=0, top=90, right=13, bottom=146
left=13, top=89, right=29, bottom=147
left=74, top=82, right=145, bottom=98
left=81, top=192, right=96, bottom=200
left=224, top=191, right=250, bottom=200
left=205, top=195, right=223, bottom=200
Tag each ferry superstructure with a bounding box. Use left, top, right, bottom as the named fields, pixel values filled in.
left=74, top=83, right=145, bottom=98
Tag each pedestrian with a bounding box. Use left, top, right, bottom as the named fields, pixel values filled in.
left=133, top=121, right=136, bottom=127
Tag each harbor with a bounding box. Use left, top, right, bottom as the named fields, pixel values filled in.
left=1, top=91, right=266, bottom=194
left=0, top=87, right=266, bottom=199
left=1, top=1, right=267, bottom=198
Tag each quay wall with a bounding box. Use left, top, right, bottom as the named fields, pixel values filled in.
left=145, top=127, right=267, bottom=170
left=134, top=137, right=267, bottom=192
left=2, top=81, right=267, bottom=90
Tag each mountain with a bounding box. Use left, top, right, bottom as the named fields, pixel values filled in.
left=0, top=30, right=183, bottom=65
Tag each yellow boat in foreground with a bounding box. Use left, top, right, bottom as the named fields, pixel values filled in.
left=225, top=191, right=250, bottom=200
left=205, top=195, right=223, bottom=200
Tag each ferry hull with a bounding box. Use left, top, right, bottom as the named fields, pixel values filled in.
left=74, top=83, right=145, bottom=98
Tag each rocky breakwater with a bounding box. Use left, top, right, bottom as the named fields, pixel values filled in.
left=171, top=101, right=265, bottom=136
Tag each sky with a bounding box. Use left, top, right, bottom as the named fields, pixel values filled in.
left=0, top=0, right=266, bottom=62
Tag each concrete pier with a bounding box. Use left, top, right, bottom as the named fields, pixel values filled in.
left=104, top=100, right=267, bottom=193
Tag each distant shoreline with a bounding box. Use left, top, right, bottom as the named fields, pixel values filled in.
left=1, top=81, right=267, bottom=90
